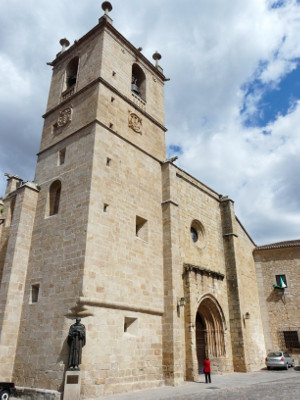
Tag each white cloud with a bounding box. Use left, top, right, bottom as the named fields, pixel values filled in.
left=0, top=55, right=31, bottom=104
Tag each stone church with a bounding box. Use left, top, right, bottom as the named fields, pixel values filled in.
left=0, top=3, right=299, bottom=399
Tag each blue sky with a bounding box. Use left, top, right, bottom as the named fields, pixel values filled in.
left=242, top=61, right=300, bottom=127
left=1, top=0, right=300, bottom=245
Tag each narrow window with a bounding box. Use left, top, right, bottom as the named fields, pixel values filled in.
left=131, top=64, right=146, bottom=100
left=136, top=215, right=148, bottom=241
left=10, top=197, right=16, bottom=223
left=106, top=157, right=111, bottom=166
left=103, top=203, right=109, bottom=212
left=65, top=57, right=79, bottom=90
left=124, top=317, right=138, bottom=335
left=49, top=180, right=61, bottom=216
left=58, top=148, right=66, bottom=165
left=31, top=284, right=40, bottom=303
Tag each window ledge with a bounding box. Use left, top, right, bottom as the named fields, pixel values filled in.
left=61, top=86, right=75, bottom=101
left=135, top=236, right=148, bottom=243
left=131, top=92, right=146, bottom=110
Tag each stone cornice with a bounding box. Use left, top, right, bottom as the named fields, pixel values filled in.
left=42, top=76, right=167, bottom=133
left=37, top=119, right=164, bottom=167
left=254, top=239, right=300, bottom=251
left=161, top=200, right=179, bottom=207
left=78, top=297, right=164, bottom=316
left=183, top=263, right=225, bottom=280
left=48, top=16, right=166, bottom=82
left=175, top=171, right=220, bottom=202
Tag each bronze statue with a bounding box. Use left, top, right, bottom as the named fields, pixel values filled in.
left=67, top=317, right=86, bottom=369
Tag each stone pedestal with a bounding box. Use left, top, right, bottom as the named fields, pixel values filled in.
left=63, top=370, right=81, bottom=400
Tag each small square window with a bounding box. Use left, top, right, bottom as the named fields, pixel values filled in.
left=124, top=317, right=138, bottom=336
left=31, top=284, right=40, bottom=303
left=275, top=274, right=287, bottom=288
left=136, top=215, right=148, bottom=241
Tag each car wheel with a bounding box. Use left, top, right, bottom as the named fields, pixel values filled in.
left=0, top=390, right=10, bottom=400
left=267, top=366, right=271, bottom=370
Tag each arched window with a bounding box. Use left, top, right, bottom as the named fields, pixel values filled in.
left=131, top=63, right=146, bottom=100
left=65, top=57, right=79, bottom=90
left=49, top=180, right=61, bottom=216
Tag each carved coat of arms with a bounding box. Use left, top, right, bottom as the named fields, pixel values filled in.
left=54, top=106, right=73, bottom=129
left=128, top=111, right=142, bottom=134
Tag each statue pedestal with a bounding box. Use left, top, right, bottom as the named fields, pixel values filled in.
left=63, top=370, right=81, bottom=400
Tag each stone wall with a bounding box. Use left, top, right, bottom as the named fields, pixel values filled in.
left=174, top=169, right=234, bottom=378
left=234, top=219, right=266, bottom=371
left=254, top=244, right=300, bottom=360
left=77, top=121, right=164, bottom=395
left=0, top=183, right=39, bottom=381
left=13, top=129, right=95, bottom=391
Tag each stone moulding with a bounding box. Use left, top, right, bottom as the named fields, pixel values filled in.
left=77, top=297, right=164, bottom=316
left=65, top=297, right=164, bottom=320
left=61, top=86, right=75, bottom=101
left=255, top=239, right=300, bottom=251
left=161, top=199, right=179, bottom=207
left=183, top=263, right=225, bottom=281
left=43, top=77, right=167, bottom=133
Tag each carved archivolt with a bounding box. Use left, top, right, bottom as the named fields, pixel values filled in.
left=54, top=106, right=73, bottom=130
left=128, top=111, right=142, bottom=134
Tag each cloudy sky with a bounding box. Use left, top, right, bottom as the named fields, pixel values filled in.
left=1, top=0, right=300, bottom=245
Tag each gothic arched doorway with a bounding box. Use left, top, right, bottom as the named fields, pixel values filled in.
left=195, top=296, right=226, bottom=372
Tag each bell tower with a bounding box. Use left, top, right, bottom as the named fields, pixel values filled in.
left=41, top=2, right=167, bottom=162
left=10, top=3, right=169, bottom=397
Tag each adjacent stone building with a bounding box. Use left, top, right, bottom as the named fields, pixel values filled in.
left=0, top=4, right=299, bottom=399
left=254, top=241, right=300, bottom=357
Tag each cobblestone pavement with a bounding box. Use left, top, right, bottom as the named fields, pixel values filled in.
left=10, top=368, right=300, bottom=399
left=162, top=379, right=300, bottom=400
left=97, top=369, right=300, bottom=400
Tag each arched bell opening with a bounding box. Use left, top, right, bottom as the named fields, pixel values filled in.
left=64, top=57, right=79, bottom=90
left=195, top=296, right=226, bottom=373
left=131, top=63, right=146, bottom=100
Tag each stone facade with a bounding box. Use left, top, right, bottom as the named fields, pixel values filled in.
left=0, top=6, right=299, bottom=399
left=254, top=241, right=300, bottom=361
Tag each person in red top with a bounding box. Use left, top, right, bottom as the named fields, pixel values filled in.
left=203, top=356, right=211, bottom=383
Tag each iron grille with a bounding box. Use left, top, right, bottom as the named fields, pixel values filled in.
left=283, top=331, right=300, bottom=348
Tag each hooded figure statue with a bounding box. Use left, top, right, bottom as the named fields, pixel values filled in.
left=67, top=317, right=86, bottom=369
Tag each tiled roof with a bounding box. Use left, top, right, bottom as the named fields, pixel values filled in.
left=255, top=239, right=300, bottom=251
